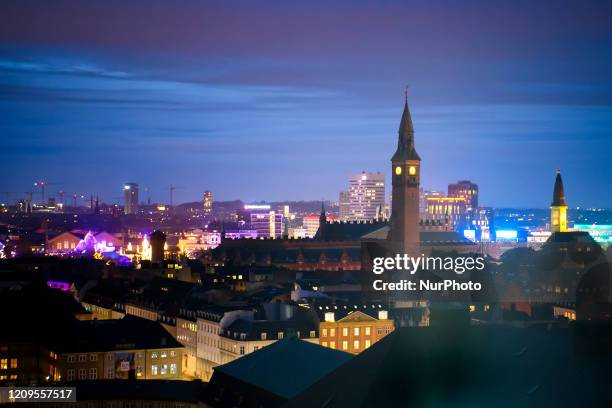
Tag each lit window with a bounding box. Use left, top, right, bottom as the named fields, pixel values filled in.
left=151, top=352, right=158, bottom=359
left=161, top=364, right=168, bottom=375
left=161, top=351, right=167, bottom=358
left=365, top=340, right=371, bottom=348
left=1, top=358, right=8, bottom=369
left=310, top=331, right=316, bottom=338
left=330, top=328, right=336, bottom=337
left=170, top=363, right=177, bottom=374
left=170, top=351, right=176, bottom=357
left=277, top=332, right=284, bottom=340
left=354, top=327, right=360, bottom=336
left=9, top=358, right=17, bottom=369
left=365, top=327, right=371, bottom=336
left=330, top=341, right=336, bottom=349
left=342, top=341, right=348, bottom=350
left=152, top=365, right=158, bottom=376
left=322, top=342, right=328, bottom=347
left=377, top=327, right=383, bottom=335
left=322, top=328, right=327, bottom=337
left=354, top=340, right=360, bottom=350
left=342, top=328, right=348, bottom=337
left=261, top=333, right=267, bottom=341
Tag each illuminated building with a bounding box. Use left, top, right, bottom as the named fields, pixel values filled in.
left=339, top=191, right=350, bottom=220
left=140, top=234, right=152, bottom=261
left=348, top=172, right=385, bottom=221
left=250, top=211, right=284, bottom=239
left=318, top=307, right=394, bottom=354
left=303, top=213, right=337, bottom=238
left=573, top=224, right=612, bottom=244
left=203, top=191, right=213, bottom=218
left=448, top=180, right=478, bottom=211
left=178, top=230, right=221, bottom=257
left=123, top=182, right=139, bottom=215
left=419, top=190, right=444, bottom=216
left=424, top=197, right=466, bottom=230
left=389, top=95, right=420, bottom=250
left=550, top=169, right=567, bottom=232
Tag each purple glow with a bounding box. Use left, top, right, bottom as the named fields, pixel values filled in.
left=47, top=281, right=71, bottom=291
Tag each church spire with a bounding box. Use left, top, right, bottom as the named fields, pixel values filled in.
left=552, top=168, right=566, bottom=206
left=392, top=89, right=420, bottom=161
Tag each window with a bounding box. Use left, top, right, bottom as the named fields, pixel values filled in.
left=107, top=353, right=113, bottom=361
left=9, top=358, right=17, bottom=369
left=277, top=332, right=284, bottom=340
left=330, top=341, right=336, bottom=349
left=240, top=333, right=246, bottom=340
left=354, top=327, right=360, bottom=336
left=9, top=374, right=17, bottom=380
left=385, top=326, right=392, bottom=334
left=152, top=365, right=158, bottom=376
left=239, top=346, right=245, bottom=355
left=342, top=328, right=348, bottom=337
left=170, top=351, right=176, bottom=357
left=365, top=327, right=371, bottom=336
left=78, top=369, right=86, bottom=380
left=365, top=340, right=371, bottom=349
left=151, top=352, right=158, bottom=359
left=310, top=331, right=316, bottom=338
left=322, top=328, right=328, bottom=337
left=253, top=346, right=259, bottom=351
left=342, top=341, right=348, bottom=350
left=161, top=364, right=168, bottom=375
left=89, top=368, right=97, bottom=380
left=322, top=342, right=328, bottom=347
left=107, top=368, right=114, bottom=379
left=330, top=328, right=336, bottom=337
left=67, top=355, right=76, bottom=363
left=67, top=369, right=75, bottom=381
left=261, top=332, right=267, bottom=341
left=353, top=340, right=360, bottom=350
left=377, top=327, right=383, bottom=335
left=161, top=351, right=168, bottom=358
left=1, top=359, right=7, bottom=369
left=89, top=354, right=97, bottom=362
left=78, top=354, right=87, bottom=362
left=170, top=363, right=177, bottom=375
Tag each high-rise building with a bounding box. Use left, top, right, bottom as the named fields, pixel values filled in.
left=338, top=191, right=350, bottom=221
left=424, top=197, right=466, bottom=230
left=448, top=180, right=478, bottom=211
left=348, top=172, right=385, bottom=221
left=203, top=191, right=213, bottom=217
left=419, top=189, right=444, bottom=216
left=123, top=183, right=139, bottom=215
left=389, top=95, right=420, bottom=249
left=550, top=169, right=567, bottom=232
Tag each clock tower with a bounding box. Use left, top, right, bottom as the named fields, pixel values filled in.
left=390, top=94, right=421, bottom=252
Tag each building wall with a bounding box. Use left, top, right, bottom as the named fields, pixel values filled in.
left=348, top=172, right=385, bottom=221
left=176, top=318, right=198, bottom=378
left=319, top=312, right=394, bottom=355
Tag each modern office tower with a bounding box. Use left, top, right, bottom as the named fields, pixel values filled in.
left=390, top=96, right=420, bottom=248
left=250, top=210, right=284, bottom=238
left=123, top=182, right=139, bottom=215
left=424, top=196, right=467, bottom=230
left=203, top=191, right=213, bottom=217
left=550, top=169, right=567, bottom=232
left=338, top=191, right=351, bottom=220
left=448, top=180, right=479, bottom=211
left=348, top=172, right=385, bottom=221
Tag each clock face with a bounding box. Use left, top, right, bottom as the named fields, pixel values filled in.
left=395, top=166, right=402, bottom=176
left=409, top=166, right=417, bottom=175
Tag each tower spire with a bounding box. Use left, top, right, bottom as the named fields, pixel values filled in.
left=552, top=168, right=566, bottom=206
left=392, top=88, right=420, bottom=161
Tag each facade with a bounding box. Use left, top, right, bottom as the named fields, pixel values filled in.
left=339, top=191, right=351, bottom=220
left=319, top=309, right=394, bottom=354
left=550, top=169, right=568, bottom=233
left=123, top=182, right=139, bottom=215
left=448, top=180, right=479, bottom=211
left=250, top=211, right=284, bottom=238
left=424, top=196, right=467, bottom=230
left=419, top=190, right=444, bottom=216
left=303, top=213, right=337, bottom=238
left=348, top=172, right=385, bottom=221
left=176, top=315, right=198, bottom=378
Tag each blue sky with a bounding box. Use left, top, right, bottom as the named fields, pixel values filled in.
left=1, top=0, right=612, bottom=207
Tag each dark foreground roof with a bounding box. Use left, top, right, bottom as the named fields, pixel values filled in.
left=66, top=379, right=206, bottom=403
left=286, top=324, right=612, bottom=408
left=207, top=338, right=352, bottom=406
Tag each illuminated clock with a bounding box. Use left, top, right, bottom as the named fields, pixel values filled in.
left=409, top=166, right=417, bottom=175
left=395, top=166, right=402, bottom=176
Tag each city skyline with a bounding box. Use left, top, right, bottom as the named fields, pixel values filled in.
left=2, top=1, right=612, bottom=207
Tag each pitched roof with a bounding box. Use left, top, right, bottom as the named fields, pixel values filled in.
left=213, top=337, right=352, bottom=399
left=286, top=325, right=612, bottom=407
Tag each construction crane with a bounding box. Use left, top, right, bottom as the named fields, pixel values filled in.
left=34, top=180, right=62, bottom=205
left=167, top=185, right=185, bottom=207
